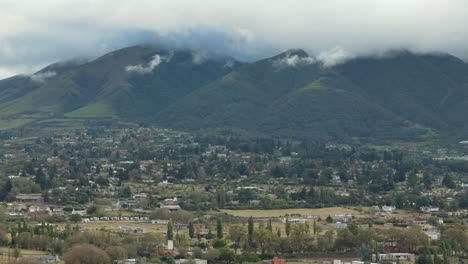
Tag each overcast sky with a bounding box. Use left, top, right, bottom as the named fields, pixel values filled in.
left=1, top=0, right=468, bottom=79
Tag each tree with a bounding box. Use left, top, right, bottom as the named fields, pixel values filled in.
left=266, top=219, right=273, bottom=232
left=285, top=218, right=291, bottom=237
left=443, top=228, right=468, bottom=255
left=326, top=215, right=333, bottom=223
left=219, top=248, right=235, bottom=264
left=217, top=218, right=223, bottom=239
left=216, top=187, right=226, bottom=208
left=313, top=220, right=318, bottom=236
left=317, top=230, right=334, bottom=251
left=167, top=219, right=174, bottom=240
left=248, top=216, right=254, bottom=245
left=207, top=228, right=213, bottom=240
left=106, top=246, right=128, bottom=262
left=228, top=225, right=247, bottom=253
left=254, top=227, right=278, bottom=255
left=189, top=222, right=195, bottom=239
left=238, top=189, right=256, bottom=204
left=204, top=248, right=220, bottom=264
left=63, top=243, right=110, bottom=264
left=442, top=174, right=456, bottom=189
left=34, top=168, right=48, bottom=189
left=65, top=221, right=72, bottom=239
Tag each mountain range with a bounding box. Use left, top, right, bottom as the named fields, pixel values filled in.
left=1, top=45, right=468, bottom=142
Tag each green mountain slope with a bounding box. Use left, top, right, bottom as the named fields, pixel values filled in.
left=156, top=50, right=439, bottom=141
left=0, top=45, right=239, bottom=121
left=1, top=46, right=468, bottom=142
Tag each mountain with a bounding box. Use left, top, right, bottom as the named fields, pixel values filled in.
left=0, top=45, right=240, bottom=122
left=1, top=46, right=468, bottom=142
left=155, top=50, right=437, bottom=141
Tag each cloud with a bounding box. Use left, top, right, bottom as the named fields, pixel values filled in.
left=274, top=47, right=353, bottom=68
left=1, top=0, right=468, bottom=78
left=223, top=60, right=235, bottom=68
left=29, top=71, right=56, bottom=83
left=274, top=51, right=316, bottom=68
left=317, top=47, right=354, bottom=68
left=125, top=54, right=171, bottom=74
left=191, top=52, right=208, bottom=64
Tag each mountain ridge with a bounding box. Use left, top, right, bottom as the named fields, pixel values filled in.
left=1, top=45, right=468, bottom=142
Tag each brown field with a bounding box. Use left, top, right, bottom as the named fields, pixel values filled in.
left=221, top=207, right=363, bottom=219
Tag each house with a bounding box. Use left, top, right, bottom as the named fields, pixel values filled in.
left=16, top=194, right=44, bottom=203
left=175, top=259, right=207, bottom=264
left=372, top=253, right=415, bottom=262
left=272, top=257, right=286, bottom=264
left=28, top=205, right=51, bottom=214
left=335, top=213, right=353, bottom=222
left=160, top=204, right=181, bottom=211
left=382, top=205, right=396, bottom=212
left=420, top=206, right=439, bottom=213
left=118, top=226, right=145, bottom=234
left=282, top=218, right=306, bottom=224
left=71, top=209, right=87, bottom=216
left=114, top=259, right=137, bottom=264
left=32, top=255, right=60, bottom=263
left=424, top=231, right=441, bottom=240
left=334, top=222, right=348, bottom=230
left=151, top=220, right=169, bottom=224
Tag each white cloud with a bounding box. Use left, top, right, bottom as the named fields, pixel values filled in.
left=317, top=47, right=354, bottom=68
left=274, top=52, right=316, bottom=68
left=274, top=47, right=353, bottom=68
left=29, top=71, right=56, bottom=83
left=125, top=54, right=171, bottom=74
left=1, top=0, right=468, bottom=78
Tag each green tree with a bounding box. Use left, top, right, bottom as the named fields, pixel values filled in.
left=167, top=218, right=174, bottom=240
left=248, top=216, right=254, bottom=245
left=228, top=224, right=247, bottom=253
left=285, top=218, right=291, bottom=237
left=189, top=222, right=195, bottom=239
left=217, top=218, right=223, bottom=239
left=219, top=248, right=235, bottom=264
left=266, top=219, right=273, bottom=232
left=254, top=227, right=278, bottom=255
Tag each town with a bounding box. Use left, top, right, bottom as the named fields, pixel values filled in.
left=0, top=125, right=466, bottom=263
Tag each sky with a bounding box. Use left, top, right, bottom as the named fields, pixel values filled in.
left=1, top=0, right=468, bottom=79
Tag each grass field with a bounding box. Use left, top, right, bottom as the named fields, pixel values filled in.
left=65, top=102, right=115, bottom=118
left=58, top=221, right=171, bottom=235
left=221, top=207, right=362, bottom=218
left=0, top=247, right=53, bottom=264
left=0, top=118, right=34, bottom=130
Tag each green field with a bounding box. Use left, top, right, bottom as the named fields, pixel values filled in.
left=0, top=118, right=34, bottom=130
left=65, top=102, right=115, bottom=118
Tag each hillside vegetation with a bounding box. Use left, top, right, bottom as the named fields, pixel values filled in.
left=1, top=46, right=468, bottom=142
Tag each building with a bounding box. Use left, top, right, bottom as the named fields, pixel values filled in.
left=420, top=206, right=439, bottom=213
left=118, top=226, right=145, bottom=234
left=372, top=253, right=415, bottom=262
left=334, top=222, right=348, bottom=230
left=272, top=257, right=286, bottom=264
left=282, top=218, right=306, bottom=224
left=424, top=231, right=441, bottom=240
left=16, top=194, right=44, bottom=203
left=175, top=259, right=207, bottom=264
